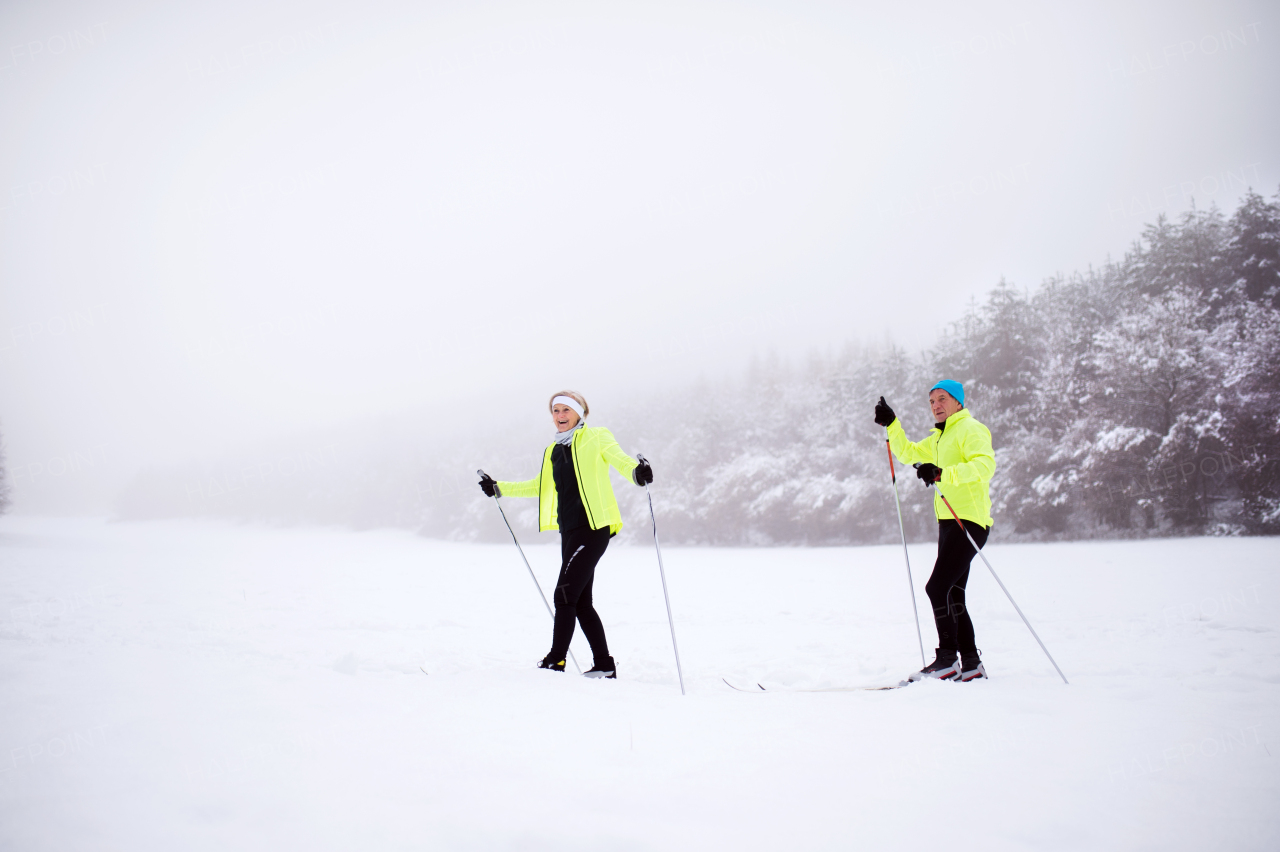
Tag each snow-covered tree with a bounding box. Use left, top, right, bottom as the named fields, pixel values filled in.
left=1214, top=297, right=1280, bottom=532
left=1227, top=189, right=1280, bottom=308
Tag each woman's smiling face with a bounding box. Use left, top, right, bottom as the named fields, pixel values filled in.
left=552, top=404, right=580, bottom=433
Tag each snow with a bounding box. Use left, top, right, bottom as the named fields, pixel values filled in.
left=1, top=517, right=1277, bottom=851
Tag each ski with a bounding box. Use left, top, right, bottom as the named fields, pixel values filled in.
left=793, top=683, right=906, bottom=692
left=721, top=677, right=907, bottom=693
left=721, top=678, right=765, bottom=692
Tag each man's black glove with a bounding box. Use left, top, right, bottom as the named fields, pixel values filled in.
left=478, top=473, right=499, bottom=497
left=874, top=396, right=896, bottom=428
left=633, top=458, right=654, bottom=486
left=915, top=463, right=942, bottom=487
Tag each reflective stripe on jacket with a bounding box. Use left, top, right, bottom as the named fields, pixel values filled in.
left=887, top=408, right=996, bottom=527
left=496, top=425, right=639, bottom=535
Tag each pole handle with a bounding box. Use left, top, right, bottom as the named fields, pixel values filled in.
left=910, top=462, right=941, bottom=484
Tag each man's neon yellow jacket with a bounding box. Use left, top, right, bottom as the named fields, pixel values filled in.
left=887, top=408, right=996, bottom=528
left=496, top=425, right=640, bottom=535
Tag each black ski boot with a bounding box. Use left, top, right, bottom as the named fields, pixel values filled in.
left=906, top=648, right=960, bottom=683
left=537, top=653, right=566, bottom=672
left=958, top=651, right=987, bottom=682
left=583, top=656, right=616, bottom=679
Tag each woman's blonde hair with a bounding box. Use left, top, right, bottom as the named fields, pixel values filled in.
left=548, top=390, right=589, bottom=418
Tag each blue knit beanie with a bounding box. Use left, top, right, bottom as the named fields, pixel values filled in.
left=929, top=380, right=965, bottom=406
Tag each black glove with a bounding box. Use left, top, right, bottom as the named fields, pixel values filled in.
left=915, top=463, right=942, bottom=487
left=633, top=458, right=653, bottom=486
left=478, top=473, right=499, bottom=497
left=874, top=396, right=896, bottom=428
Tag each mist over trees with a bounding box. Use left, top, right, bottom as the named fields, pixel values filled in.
left=114, top=189, right=1280, bottom=544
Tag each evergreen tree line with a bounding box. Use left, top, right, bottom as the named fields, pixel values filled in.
left=112, top=189, right=1280, bottom=544
left=602, top=189, right=1280, bottom=544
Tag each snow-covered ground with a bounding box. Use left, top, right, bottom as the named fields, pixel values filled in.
left=1, top=517, right=1276, bottom=851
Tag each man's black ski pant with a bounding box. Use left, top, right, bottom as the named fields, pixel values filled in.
left=925, top=518, right=990, bottom=654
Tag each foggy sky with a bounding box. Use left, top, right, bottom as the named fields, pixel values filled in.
left=2, top=0, right=1278, bottom=513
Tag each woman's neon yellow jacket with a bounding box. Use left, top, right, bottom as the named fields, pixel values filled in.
left=887, top=408, right=996, bottom=528
left=496, top=425, right=640, bottom=535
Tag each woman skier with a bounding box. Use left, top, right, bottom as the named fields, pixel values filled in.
left=478, top=391, right=653, bottom=679
left=875, top=380, right=996, bottom=684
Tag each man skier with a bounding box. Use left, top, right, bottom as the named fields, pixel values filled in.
left=874, top=380, right=995, bottom=683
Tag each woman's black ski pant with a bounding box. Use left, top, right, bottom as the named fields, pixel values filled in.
left=549, top=524, right=611, bottom=664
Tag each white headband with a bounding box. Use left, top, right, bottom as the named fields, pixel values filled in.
left=551, top=395, right=584, bottom=418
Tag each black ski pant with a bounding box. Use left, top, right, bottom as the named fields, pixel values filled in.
left=549, top=524, right=611, bottom=664
left=925, top=518, right=990, bottom=655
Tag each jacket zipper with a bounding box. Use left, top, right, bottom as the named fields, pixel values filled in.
left=537, top=447, right=547, bottom=529
left=570, top=429, right=597, bottom=530
left=935, top=420, right=943, bottom=514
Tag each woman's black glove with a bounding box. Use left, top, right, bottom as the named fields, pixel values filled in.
left=915, top=463, right=942, bottom=487
left=633, top=458, right=654, bottom=486
left=478, top=473, right=499, bottom=497
left=874, top=396, right=896, bottom=427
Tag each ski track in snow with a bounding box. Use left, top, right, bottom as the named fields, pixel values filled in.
left=1, top=517, right=1277, bottom=851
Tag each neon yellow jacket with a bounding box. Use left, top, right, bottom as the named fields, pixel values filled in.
left=887, top=408, right=996, bottom=527
left=496, top=425, right=639, bottom=535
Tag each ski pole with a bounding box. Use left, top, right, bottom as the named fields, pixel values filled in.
left=918, top=466, right=1069, bottom=685
left=886, top=439, right=927, bottom=668
left=637, top=454, right=685, bottom=695
left=479, top=470, right=581, bottom=674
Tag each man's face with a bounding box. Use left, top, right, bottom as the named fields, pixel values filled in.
left=929, top=389, right=963, bottom=422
